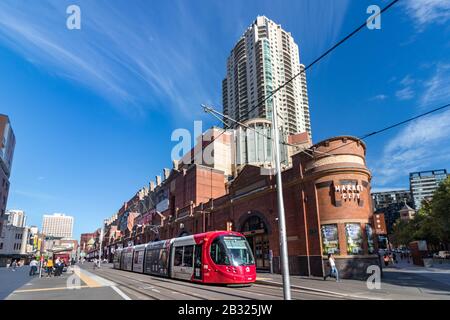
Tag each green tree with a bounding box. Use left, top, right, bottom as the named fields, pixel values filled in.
left=429, top=176, right=450, bottom=247
left=391, top=176, right=450, bottom=248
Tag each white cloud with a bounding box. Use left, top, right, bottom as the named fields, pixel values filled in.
left=395, top=87, right=415, bottom=100
left=373, top=62, right=450, bottom=187
left=404, top=0, right=450, bottom=28
left=370, top=94, right=388, bottom=101
left=400, top=75, right=415, bottom=86
left=372, top=108, right=450, bottom=186
left=0, top=1, right=217, bottom=120
left=0, top=0, right=351, bottom=123
left=421, top=64, right=450, bottom=107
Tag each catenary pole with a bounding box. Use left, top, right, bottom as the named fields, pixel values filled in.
left=271, top=98, right=291, bottom=300
left=98, top=224, right=104, bottom=268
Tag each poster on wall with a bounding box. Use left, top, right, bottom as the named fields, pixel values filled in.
left=345, top=223, right=363, bottom=255
left=321, top=224, right=340, bottom=255
left=366, top=224, right=375, bottom=254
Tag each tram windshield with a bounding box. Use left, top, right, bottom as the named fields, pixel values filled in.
left=210, top=235, right=255, bottom=266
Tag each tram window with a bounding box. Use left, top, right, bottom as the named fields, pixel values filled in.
left=174, top=246, right=183, bottom=267
left=210, top=238, right=231, bottom=265
left=183, top=245, right=194, bottom=267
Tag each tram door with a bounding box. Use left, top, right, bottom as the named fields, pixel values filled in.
left=193, top=244, right=202, bottom=280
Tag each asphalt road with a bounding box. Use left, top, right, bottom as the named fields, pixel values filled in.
left=0, top=266, right=35, bottom=299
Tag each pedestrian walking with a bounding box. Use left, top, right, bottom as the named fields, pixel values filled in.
left=54, top=258, right=61, bottom=276
left=29, top=257, right=38, bottom=276
left=46, top=258, right=54, bottom=277
left=383, top=254, right=390, bottom=267
left=393, top=252, right=397, bottom=264
left=11, top=259, right=17, bottom=271
left=323, top=253, right=340, bottom=282
left=60, top=259, right=66, bottom=274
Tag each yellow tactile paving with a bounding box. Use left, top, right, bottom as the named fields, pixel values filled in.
left=73, top=268, right=103, bottom=288
left=13, top=285, right=90, bottom=293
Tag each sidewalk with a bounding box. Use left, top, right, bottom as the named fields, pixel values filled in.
left=5, top=265, right=127, bottom=300
left=256, top=263, right=450, bottom=300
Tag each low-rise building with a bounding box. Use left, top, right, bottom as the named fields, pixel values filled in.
left=0, top=223, right=29, bottom=266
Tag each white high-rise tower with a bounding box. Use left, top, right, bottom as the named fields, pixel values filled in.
left=41, top=213, right=74, bottom=239
left=222, top=16, right=311, bottom=137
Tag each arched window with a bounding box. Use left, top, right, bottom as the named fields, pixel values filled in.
left=241, top=215, right=267, bottom=233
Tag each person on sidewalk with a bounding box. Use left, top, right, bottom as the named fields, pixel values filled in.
left=29, top=258, right=38, bottom=276
left=324, top=254, right=340, bottom=282
left=11, top=259, right=17, bottom=271
left=383, top=254, right=390, bottom=267
left=54, top=258, right=60, bottom=276
left=46, top=258, right=54, bottom=277
left=392, top=252, right=398, bottom=264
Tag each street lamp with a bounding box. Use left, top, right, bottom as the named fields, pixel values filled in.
left=271, top=97, right=291, bottom=300
left=98, top=221, right=105, bottom=268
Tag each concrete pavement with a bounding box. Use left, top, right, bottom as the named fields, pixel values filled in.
left=4, top=262, right=449, bottom=300
left=0, top=266, right=35, bottom=299
left=255, top=261, right=450, bottom=300
left=5, top=264, right=130, bottom=300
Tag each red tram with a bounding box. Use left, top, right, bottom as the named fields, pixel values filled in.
left=113, top=231, right=256, bottom=285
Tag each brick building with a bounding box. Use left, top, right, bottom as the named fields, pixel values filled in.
left=155, top=136, right=378, bottom=279
left=0, top=114, right=15, bottom=237
left=103, top=136, right=379, bottom=279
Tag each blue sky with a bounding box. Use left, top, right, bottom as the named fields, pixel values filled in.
left=1, top=0, right=449, bottom=240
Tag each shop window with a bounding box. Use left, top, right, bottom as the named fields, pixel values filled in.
left=345, top=223, right=363, bottom=255
left=321, top=224, right=340, bottom=255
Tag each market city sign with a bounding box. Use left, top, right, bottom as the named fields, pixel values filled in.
left=334, top=184, right=364, bottom=200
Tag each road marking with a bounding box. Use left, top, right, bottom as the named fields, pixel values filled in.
left=151, top=289, right=161, bottom=293
left=111, top=285, right=131, bottom=300
left=73, top=268, right=102, bottom=288
left=14, top=285, right=90, bottom=293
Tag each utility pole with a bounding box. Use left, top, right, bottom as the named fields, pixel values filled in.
left=98, top=224, right=104, bottom=268
left=202, top=102, right=291, bottom=299
left=271, top=98, right=291, bottom=300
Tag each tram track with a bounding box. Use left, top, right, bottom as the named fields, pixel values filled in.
left=90, top=266, right=347, bottom=300
left=95, top=267, right=276, bottom=300
left=92, top=267, right=208, bottom=300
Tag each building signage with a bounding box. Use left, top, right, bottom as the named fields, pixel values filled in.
left=334, top=184, right=363, bottom=200
left=373, top=213, right=387, bottom=235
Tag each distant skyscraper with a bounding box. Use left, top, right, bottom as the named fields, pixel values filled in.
left=410, top=169, right=448, bottom=209
left=0, top=114, right=15, bottom=237
left=42, top=213, right=74, bottom=239
left=222, top=16, right=311, bottom=137
left=6, top=210, right=26, bottom=227
left=371, top=190, right=412, bottom=210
